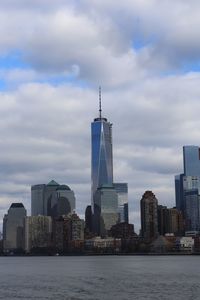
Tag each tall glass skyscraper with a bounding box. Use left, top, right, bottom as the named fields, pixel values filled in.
left=175, top=145, right=200, bottom=231
left=91, top=88, right=113, bottom=210
left=183, top=145, right=200, bottom=176
left=91, top=89, right=129, bottom=235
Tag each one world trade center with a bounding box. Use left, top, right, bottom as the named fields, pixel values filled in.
left=91, top=87, right=113, bottom=210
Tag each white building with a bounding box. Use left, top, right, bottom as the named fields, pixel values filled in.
left=176, top=237, right=194, bottom=252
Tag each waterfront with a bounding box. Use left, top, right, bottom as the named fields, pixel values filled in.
left=0, top=256, right=200, bottom=299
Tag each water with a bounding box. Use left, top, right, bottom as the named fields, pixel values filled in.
left=0, top=255, right=200, bottom=299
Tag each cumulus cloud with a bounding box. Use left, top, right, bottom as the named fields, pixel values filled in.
left=0, top=1, right=200, bottom=232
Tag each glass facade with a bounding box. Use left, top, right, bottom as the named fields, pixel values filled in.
left=185, top=189, right=200, bottom=231
left=183, top=145, right=200, bottom=176
left=113, top=183, right=129, bottom=223
left=31, top=181, right=76, bottom=217
left=175, top=146, right=200, bottom=231
left=31, top=184, right=46, bottom=216
left=91, top=117, right=113, bottom=210
left=93, top=185, right=118, bottom=236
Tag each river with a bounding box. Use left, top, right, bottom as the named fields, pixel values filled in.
left=0, top=255, right=199, bottom=299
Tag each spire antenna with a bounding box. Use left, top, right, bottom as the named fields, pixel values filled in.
left=99, top=86, right=102, bottom=119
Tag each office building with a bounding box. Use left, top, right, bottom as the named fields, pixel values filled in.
left=53, top=212, right=84, bottom=253
left=185, top=189, right=200, bottom=231
left=3, top=203, right=27, bottom=252
left=24, top=215, right=52, bottom=253
left=158, top=205, right=184, bottom=235
left=113, top=183, right=129, bottom=223
left=91, top=88, right=113, bottom=211
left=140, top=191, right=158, bottom=241
left=175, top=146, right=200, bottom=231
left=110, top=222, right=135, bottom=239
left=183, top=146, right=200, bottom=176
left=175, top=174, right=184, bottom=213
left=91, top=89, right=129, bottom=233
left=31, top=180, right=75, bottom=217
left=167, top=207, right=184, bottom=235
left=157, top=205, right=168, bottom=236
left=85, top=205, right=92, bottom=233
left=93, top=184, right=119, bottom=237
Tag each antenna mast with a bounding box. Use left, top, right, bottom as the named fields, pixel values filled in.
left=99, top=86, right=102, bottom=119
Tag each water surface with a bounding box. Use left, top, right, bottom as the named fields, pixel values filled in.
left=0, top=256, right=199, bottom=299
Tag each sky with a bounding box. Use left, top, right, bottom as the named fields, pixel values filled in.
left=1, top=0, right=200, bottom=232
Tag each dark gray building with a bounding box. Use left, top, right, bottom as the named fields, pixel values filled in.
left=3, top=203, right=27, bottom=252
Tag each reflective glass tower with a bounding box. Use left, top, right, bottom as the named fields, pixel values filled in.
left=175, top=145, right=200, bottom=231
left=91, top=88, right=113, bottom=211
left=183, top=145, right=200, bottom=176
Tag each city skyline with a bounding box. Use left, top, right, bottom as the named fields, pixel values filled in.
left=1, top=1, right=200, bottom=232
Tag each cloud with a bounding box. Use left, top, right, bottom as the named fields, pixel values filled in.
left=1, top=1, right=200, bottom=233
left=1, top=0, right=200, bottom=89
left=0, top=71, right=199, bottom=231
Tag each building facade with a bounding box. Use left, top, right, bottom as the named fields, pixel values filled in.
left=24, top=215, right=52, bottom=253
left=175, top=146, right=200, bottom=231
left=93, top=184, right=119, bottom=237
left=31, top=180, right=75, bottom=218
left=140, top=191, right=158, bottom=241
left=85, top=205, right=92, bottom=233
left=158, top=205, right=184, bottom=236
left=91, top=109, right=113, bottom=209
left=53, top=212, right=84, bottom=253
left=183, top=146, right=200, bottom=176
left=3, top=203, right=27, bottom=252
left=90, top=90, right=129, bottom=233
left=113, top=183, right=129, bottom=223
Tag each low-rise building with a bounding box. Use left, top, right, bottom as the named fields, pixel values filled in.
left=85, top=237, right=121, bottom=253
left=150, top=236, right=173, bottom=253
left=109, top=222, right=135, bottom=239
left=175, top=236, right=194, bottom=252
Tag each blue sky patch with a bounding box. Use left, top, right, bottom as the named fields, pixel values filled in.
left=0, top=50, right=29, bottom=70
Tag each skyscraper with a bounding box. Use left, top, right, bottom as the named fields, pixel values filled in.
left=3, top=203, right=27, bottom=252
left=31, top=180, right=76, bottom=217
left=183, top=145, right=200, bottom=176
left=91, top=88, right=113, bottom=210
left=90, top=88, right=129, bottom=234
left=175, top=145, right=200, bottom=231
left=140, top=191, right=158, bottom=240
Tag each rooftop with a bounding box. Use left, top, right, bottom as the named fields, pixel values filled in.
left=56, top=184, right=71, bottom=191
left=47, top=180, right=59, bottom=186
left=10, top=203, right=24, bottom=208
